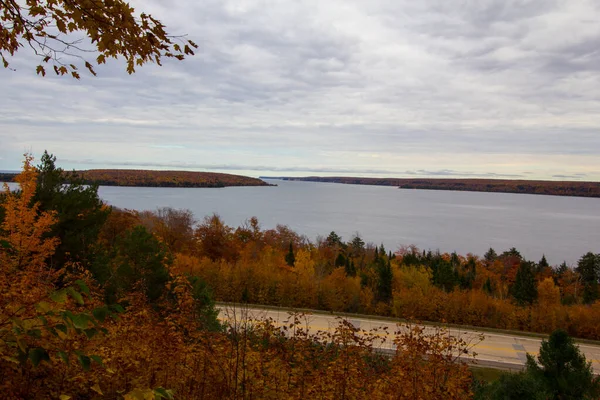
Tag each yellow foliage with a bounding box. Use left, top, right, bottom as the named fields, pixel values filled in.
left=393, top=264, right=433, bottom=294
left=1, top=154, right=59, bottom=271
left=538, top=277, right=561, bottom=307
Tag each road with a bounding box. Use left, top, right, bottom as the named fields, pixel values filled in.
left=216, top=304, right=600, bottom=373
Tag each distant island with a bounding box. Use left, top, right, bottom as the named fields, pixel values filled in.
left=262, top=176, right=600, bottom=198
left=1, top=169, right=272, bottom=188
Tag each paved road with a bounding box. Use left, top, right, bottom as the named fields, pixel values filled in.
left=216, top=304, right=600, bottom=373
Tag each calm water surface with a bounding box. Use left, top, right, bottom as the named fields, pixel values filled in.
left=90, top=179, right=600, bottom=265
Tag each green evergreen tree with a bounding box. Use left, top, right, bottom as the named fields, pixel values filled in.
left=376, top=259, right=393, bottom=303
left=538, top=254, right=549, bottom=270
left=335, top=252, right=346, bottom=268
left=526, top=329, right=600, bottom=399
left=34, top=151, right=109, bottom=269
left=511, top=261, right=538, bottom=305
left=345, top=259, right=356, bottom=277
left=483, top=277, right=494, bottom=295
left=106, top=225, right=171, bottom=304
left=349, top=234, right=365, bottom=257
left=431, top=253, right=457, bottom=292
left=285, top=242, right=295, bottom=267
left=501, top=247, right=523, bottom=260
left=188, top=276, right=221, bottom=331
left=576, top=252, right=600, bottom=304
left=557, top=261, right=569, bottom=276
left=477, top=371, right=543, bottom=400
left=484, top=247, right=497, bottom=263
left=326, top=231, right=342, bottom=247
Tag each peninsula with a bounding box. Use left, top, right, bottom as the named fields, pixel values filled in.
left=1, top=169, right=271, bottom=188
left=262, top=176, right=600, bottom=198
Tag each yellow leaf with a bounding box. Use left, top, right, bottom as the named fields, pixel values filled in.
left=59, top=395, right=71, bottom=400
left=91, top=384, right=103, bottom=395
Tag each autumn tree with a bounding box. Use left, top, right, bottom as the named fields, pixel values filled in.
left=0, top=154, right=59, bottom=271
left=195, top=214, right=235, bottom=262
left=1, top=0, right=197, bottom=78
left=139, top=207, right=196, bottom=254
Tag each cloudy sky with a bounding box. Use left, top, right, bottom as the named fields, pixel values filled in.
left=1, top=0, right=600, bottom=180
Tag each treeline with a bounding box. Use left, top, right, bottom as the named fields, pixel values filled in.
left=161, top=215, right=600, bottom=340
left=1, top=168, right=271, bottom=188
left=272, top=176, right=600, bottom=198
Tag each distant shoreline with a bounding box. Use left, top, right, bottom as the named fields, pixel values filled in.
left=261, top=176, right=600, bottom=198
left=0, top=169, right=274, bottom=188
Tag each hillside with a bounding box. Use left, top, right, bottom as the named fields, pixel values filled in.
left=266, top=176, right=600, bottom=198
left=1, top=169, right=271, bottom=188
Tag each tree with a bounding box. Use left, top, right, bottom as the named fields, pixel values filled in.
left=139, top=207, right=196, bottom=254
left=334, top=252, right=346, bottom=268
left=557, top=261, right=569, bottom=276
left=104, top=225, right=172, bottom=303
left=195, top=214, right=235, bottom=262
left=483, top=277, right=494, bottom=296
left=478, top=371, right=544, bottom=400
left=537, top=277, right=560, bottom=307
left=34, top=151, right=109, bottom=269
left=576, top=252, right=600, bottom=304
left=376, top=260, right=393, bottom=304
left=1, top=0, right=197, bottom=78
left=285, top=242, right=295, bottom=267
left=526, top=329, right=600, bottom=399
left=501, top=247, right=523, bottom=260
left=349, top=233, right=365, bottom=257
left=511, top=261, right=538, bottom=305
left=326, top=231, right=342, bottom=247
left=537, top=254, right=550, bottom=274
left=0, top=154, right=58, bottom=271
left=484, top=247, right=497, bottom=263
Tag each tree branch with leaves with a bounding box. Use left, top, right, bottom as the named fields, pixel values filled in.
left=0, top=0, right=197, bottom=78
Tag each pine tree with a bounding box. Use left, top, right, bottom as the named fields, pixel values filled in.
left=483, top=277, right=494, bottom=295
left=511, top=261, right=538, bottom=305
left=345, top=259, right=356, bottom=277
left=484, top=247, right=497, bottom=263
left=537, top=254, right=549, bottom=273
left=34, top=151, right=109, bottom=269
left=285, top=242, right=295, bottom=267
left=526, top=329, right=600, bottom=399
left=576, top=252, right=600, bottom=304
left=376, top=260, right=393, bottom=303
left=335, top=253, right=346, bottom=268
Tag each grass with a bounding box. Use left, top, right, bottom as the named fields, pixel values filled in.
left=471, top=366, right=506, bottom=383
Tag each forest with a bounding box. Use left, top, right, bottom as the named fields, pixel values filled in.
left=0, top=169, right=270, bottom=188
left=269, top=176, right=600, bottom=198
left=1, top=152, right=599, bottom=399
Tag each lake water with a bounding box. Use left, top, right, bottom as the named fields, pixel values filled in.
left=5, top=179, right=600, bottom=265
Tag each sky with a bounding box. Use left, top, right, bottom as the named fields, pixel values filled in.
left=1, top=0, right=600, bottom=180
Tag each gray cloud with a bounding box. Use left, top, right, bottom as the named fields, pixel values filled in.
left=1, top=0, right=600, bottom=180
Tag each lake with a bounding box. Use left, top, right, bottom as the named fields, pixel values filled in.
left=4, top=179, right=600, bottom=264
